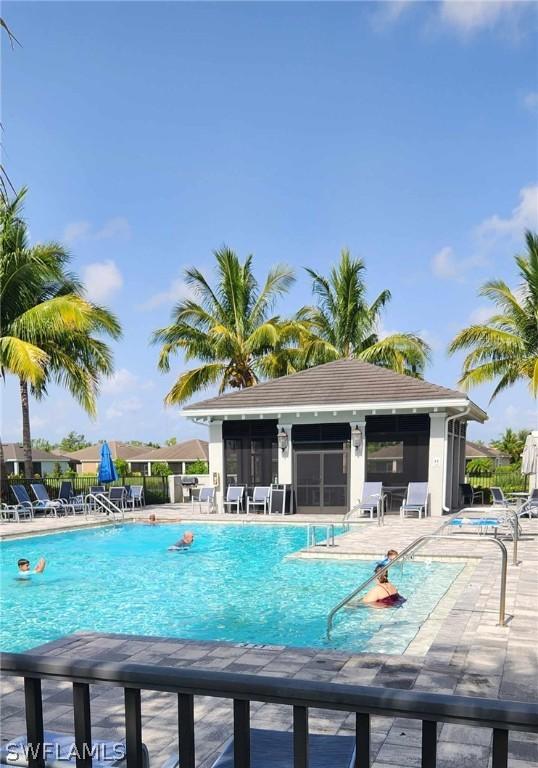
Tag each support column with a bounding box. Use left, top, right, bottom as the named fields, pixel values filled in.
left=428, top=413, right=447, bottom=517
left=277, top=424, right=292, bottom=485
left=349, top=419, right=366, bottom=509
left=208, top=420, right=224, bottom=508
left=147, top=462, right=152, bottom=477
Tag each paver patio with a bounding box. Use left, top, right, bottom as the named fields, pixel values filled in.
left=1, top=508, right=537, bottom=766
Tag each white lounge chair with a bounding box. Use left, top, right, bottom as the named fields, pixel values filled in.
left=400, top=482, right=429, bottom=519
left=223, top=485, right=245, bottom=514
left=348, top=482, right=383, bottom=520
left=247, top=486, right=271, bottom=514
left=127, top=485, right=145, bottom=509
left=192, top=486, right=216, bottom=513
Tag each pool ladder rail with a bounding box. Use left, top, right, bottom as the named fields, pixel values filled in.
left=84, top=492, right=125, bottom=521
left=325, top=532, right=509, bottom=639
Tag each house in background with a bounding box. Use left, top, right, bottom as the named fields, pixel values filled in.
left=129, top=439, right=209, bottom=476
left=182, top=359, right=487, bottom=516
left=65, top=441, right=144, bottom=474
left=3, top=443, right=78, bottom=477
left=465, top=440, right=510, bottom=468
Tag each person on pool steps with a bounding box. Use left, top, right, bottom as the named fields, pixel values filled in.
left=362, top=564, right=404, bottom=606
left=17, top=557, right=46, bottom=579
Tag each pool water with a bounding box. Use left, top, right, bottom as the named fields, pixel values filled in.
left=0, top=523, right=463, bottom=654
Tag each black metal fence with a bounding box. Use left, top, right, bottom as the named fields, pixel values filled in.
left=467, top=469, right=529, bottom=496
left=1, top=653, right=537, bottom=768
left=5, top=476, right=169, bottom=506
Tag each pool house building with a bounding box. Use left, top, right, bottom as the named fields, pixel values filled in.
left=183, top=359, right=487, bottom=515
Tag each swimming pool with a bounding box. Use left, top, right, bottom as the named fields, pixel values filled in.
left=0, top=523, right=463, bottom=654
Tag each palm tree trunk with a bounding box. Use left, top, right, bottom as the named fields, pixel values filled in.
left=19, top=378, right=33, bottom=478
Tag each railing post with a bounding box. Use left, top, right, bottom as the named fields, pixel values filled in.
left=492, top=728, right=509, bottom=768
left=293, top=705, right=308, bottom=768
left=233, top=699, right=250, bottom=768
left=421, top=720, right=437, bottom=767
left=178, top=693, right=195, bottom=768
left=124, top=688, right=143, bottom=768
left=24, top=677, right=44, bottom=768
left=355, top=713, right=370, bottom=767
left=73, top=682, right=92, bottom=768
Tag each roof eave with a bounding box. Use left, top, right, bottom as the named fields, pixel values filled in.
left=182, top=397, right=487, bottom=422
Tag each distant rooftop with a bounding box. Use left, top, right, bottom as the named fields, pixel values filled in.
left=129, top=439, right=208, bottom=463
left=465, top=440, right=509, bottom=459
left=64, top=441, right=148, bottom=461
left=3, top=443, right=75, bottom=463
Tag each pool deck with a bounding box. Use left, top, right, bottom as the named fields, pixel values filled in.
left=1, top=508, right=537, bottom=766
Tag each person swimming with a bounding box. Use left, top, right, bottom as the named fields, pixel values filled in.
left=168, top=531, right=194, bottom=551
left=17, top=557, right=46, bottom=580
left=362, top=564, right=404, bottom=606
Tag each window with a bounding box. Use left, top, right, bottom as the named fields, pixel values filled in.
left=223, top=420, right=278, bottom=490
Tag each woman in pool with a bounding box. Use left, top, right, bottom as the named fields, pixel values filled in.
left=362, top=564, right=404, bottom=606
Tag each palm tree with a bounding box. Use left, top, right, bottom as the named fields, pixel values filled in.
left=449, top=230, right=538, bottom=401
left=1, top=189, right=121, bottom=477
left=297, top=249, right=430, bottom=376
left=153, top=246, right=303, bottom=405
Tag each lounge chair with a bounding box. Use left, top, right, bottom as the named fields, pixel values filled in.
left=247, top=486, right=271, bottom=514
left=519, top=488, right=538, bottom=518
left=90, top=485, right=106, bottom=495
left=400, top=482, right=429, bottom=519
left=0, top=730, right=149, bottom=768
left=459, top=483, right=484, bottom=506
left=348, top=482, right=383, bottom=520
left=31, top=483, right=75, bottom=516
left=223, top=485, right=245, bottom=514
left=58, top=481, right=86, bottom=515
left=0, top=502, right=33, bottom=522
left=163, top=729, right=355, bottom=768
left=11, top=484, right=58, bottom=518
left=109, top=486, right=127, bottom=509
left=127, top=485, right=145, bottom=509
left=192, top=486, right=215, bottom=513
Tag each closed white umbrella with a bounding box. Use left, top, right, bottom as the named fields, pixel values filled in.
left=521, top=434, right=538, bottom=475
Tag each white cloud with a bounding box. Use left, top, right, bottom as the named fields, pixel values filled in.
left=439, top=0, right=519, bottom=35
left=101, top=368, right=154, bottom=395
left=469, top=306, right=494, bottom=324
left=105, top=396, right=143, bottom=420
left=477, top=184, right=538, bottom=241
left=83, top=260, right=123, bottom=302
left=139, top=275, right=192, bottom=310
left=431, top=246, right=484, bottom=280
left=63, top=217, right=131, bottom=244
left=372, top=0, right=414, bottom=28
left=522, top=91, right=538, bottom=114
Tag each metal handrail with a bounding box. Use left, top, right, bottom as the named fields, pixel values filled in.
left=326, top=533, right=508, bottom=638
left=84, top=492, right=124, bottom=520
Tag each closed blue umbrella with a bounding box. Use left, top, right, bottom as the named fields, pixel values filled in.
left=98, top=441, right=118, bottom=484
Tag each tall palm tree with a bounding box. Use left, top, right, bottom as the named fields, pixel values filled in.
left=1, top=189, right=121, bottom=477
left=153, top=246, right=303, bottom=405
left=297, top=249, right=430, bottom=376
left=449, top=230, right=538, bottom=401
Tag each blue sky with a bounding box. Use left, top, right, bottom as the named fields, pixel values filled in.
left=2, top=0, right=538, bottom=447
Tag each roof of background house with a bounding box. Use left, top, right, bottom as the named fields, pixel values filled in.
left=64, top=441, right=147, bottom=461
left=465, top=440, right=509, bottom=459
left=183, top=358, right=485, bottom=417
left=3, top=443, right=75, bottom=463
left=129, top=439, right=209, bottom=463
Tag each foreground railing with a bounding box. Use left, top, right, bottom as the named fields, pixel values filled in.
left=2, top=653, right=537, bottom=768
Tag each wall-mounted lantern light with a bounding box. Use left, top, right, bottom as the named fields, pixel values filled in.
left=352, top=425, right=362, bottom=451
left=278, top=428, right=289, bottom=453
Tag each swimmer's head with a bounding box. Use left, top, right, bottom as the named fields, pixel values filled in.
left=183, top=531, right=194, bottom=544
left=374, top=564, right=389, bottom=583
left=386, top=549, right=398, bottom=560
left=148, top=514, right=156, bottom=523
left=18, top=558, right=30, bottom=571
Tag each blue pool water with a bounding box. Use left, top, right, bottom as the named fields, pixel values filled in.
left=0, top=524, right=463, bottom=654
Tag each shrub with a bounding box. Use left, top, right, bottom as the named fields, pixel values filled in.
left=152, top=462, right=172, bottom=477
left=466, top=458, right=494, bottom=477
left=185, top=460, right=209, bottom=475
